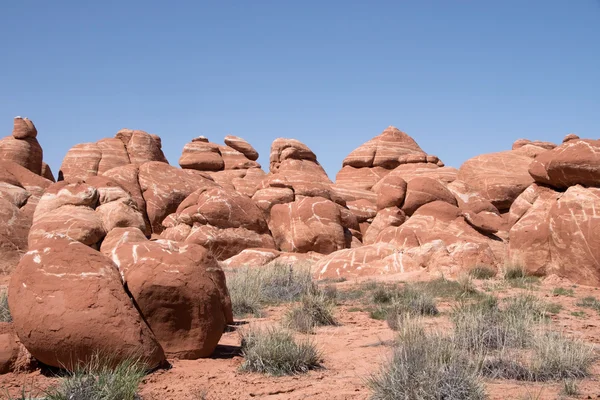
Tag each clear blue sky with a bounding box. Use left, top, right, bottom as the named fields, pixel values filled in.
left=1, top=1, right=598, bottom=179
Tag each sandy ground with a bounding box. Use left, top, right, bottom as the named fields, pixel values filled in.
left=2, top=276, right=600, bottom=400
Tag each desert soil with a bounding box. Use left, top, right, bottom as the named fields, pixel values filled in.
left=2, top=275, right=600, bottom=400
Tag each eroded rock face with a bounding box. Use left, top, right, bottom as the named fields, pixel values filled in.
left=0, top=162, right=52, bottom=275
left=161, top=187, right=275, bottom=260
left=29, top=177, right=146, bottom=248
left=458, top=149, right=538, bottom=211
left=529, top=138, right=600, bottom=189
left=508, top=185, right=600, bottom=285
left=179, top=140, right=224, bottom=171
left=138, top=162, right=218, bottom=233
left=8, top=236, right=165, bottom=370
left=104, top=236, right=233, bottom=359
left=59, top=129, right=167, bottom=181
left=269, top=197, right=348, bottom=254
left=342, top=126, right=440, bottom=169
left=224, top=135, right=259, bottom=161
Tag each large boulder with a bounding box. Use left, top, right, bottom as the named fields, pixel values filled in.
left=529, top=138, right=600, bottom=189
left=103, top=235, right=233, bottom=359
left=8, top=236, right=165, bottom=370
left=269, top=197, right=349, bottom=254
left=458, top=149, right=538, bottom=211
left=179, top=140, right=224, bottom=171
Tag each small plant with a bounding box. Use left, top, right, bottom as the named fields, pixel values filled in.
left=552, top=287, right=574, bottom=297
left=577, top=296, right=600, bottom=313
left=504, top=264, right=526, bottom=280
left=0, top=290, right=10, bottom=323
left=413, top=276, right=481, bottom=299
left=368, top=320, right=486, bottom=400
left=239, top=326, right=321, bottom=375
left=368, top=285, right=438, bottom=326
left=480, top=353, right=531, bottom=381
left=529, top=331, right=595, bottom=381
left=570, top=311, right=586, bottom=318
left=546, top=302, right=562, bottom=315
left=44, top=354, right=146, bottom=400
left=285, top=293, right=337, bottom=333
left=562, top=379, right=579, bottom=396
left=469, top=265, right=497, bottom=280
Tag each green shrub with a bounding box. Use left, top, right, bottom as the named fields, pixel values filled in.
left=368, top=321, right=485, bottom=400
left=240, top=326, right=321, bottom=375
left=44, top=355, right=145, bottom=400
left=577, top=296, right=600, bottom=313
left=413, top=276, right=480, bottom=299
left=368, top=285, right=438, bottom=327
left=469, top=266, right=497, bottom=280
left=285, top=293, right=336, bottom=333
left=503, top=264, right=526, bottom=280
left=552, top=287, right=574, bottom=297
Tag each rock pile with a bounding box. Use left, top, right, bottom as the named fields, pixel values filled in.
left=1, top=116, right=599, bottom=374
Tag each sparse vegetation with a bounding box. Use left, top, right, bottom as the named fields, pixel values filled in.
left=570, top=311, right=586, bottom=318
left=0, top=290, right=11, bottom=323
left=44, top=354, right=146, bottom=400
left=367, top=284, right=439, bottom=327
left=469, top=265, right=497, bottom=280
left=529, top=331, right=595, bottom=381
left=413, top=276, right=481, bottom=299
left=368, top=320, right=486, bottom=400
left=226, top=263, right=315, bottom=317
left=286, top=293, right=337, bottom=333
left=552, top=287, right=574, bottom=297
left=240, top=326, right=321, bottom=376
left=503, top=264, right=526, bottom=280
left=577, top=296, right=600, bottom=313
left=562, top=379, right=579, bottom=396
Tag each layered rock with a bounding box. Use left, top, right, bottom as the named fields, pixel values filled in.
left=59, top=129, right=167, bottom=181
left=508, top=185, right=600, bottom=285
left=269, top=196, right=349, bottom=254
left=457, top=145, right=549, bottom=212
left=179, top=135, right=264, bottom=197
left=161, top=186, right=275, bottom=260
left=29, top=177, right=146, bottom=248
left=528, top=137, right=600, bottom=189
left=0, top=117, right=43, bottom=176
left=0, top=161, right=52, bottom=275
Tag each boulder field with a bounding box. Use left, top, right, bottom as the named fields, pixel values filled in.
left=1, top=116, right=599, bottom=373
